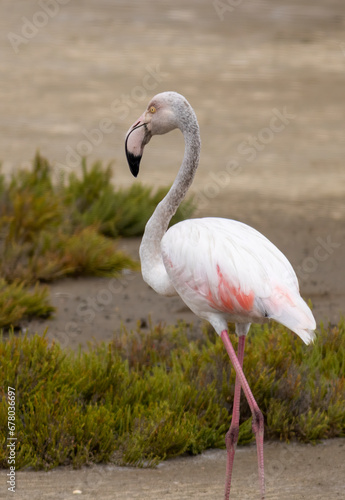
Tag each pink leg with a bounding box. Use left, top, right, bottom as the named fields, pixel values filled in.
left=224, top=335, right=246, bottom=500
left=221, top=330, right=265, bottom=500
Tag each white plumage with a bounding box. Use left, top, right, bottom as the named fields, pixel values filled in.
left=162, top=217, right=315, bottom=344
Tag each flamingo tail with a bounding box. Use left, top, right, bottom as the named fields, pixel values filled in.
left=263, top=294, right=316, bottom=345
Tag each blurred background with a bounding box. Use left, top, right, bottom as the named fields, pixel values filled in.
left=1, top=4, right=345, bottom=497
left=1, top=0, right=344, bottom=330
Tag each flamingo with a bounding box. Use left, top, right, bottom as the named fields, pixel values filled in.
left=125, top=91, right=316, bottom=500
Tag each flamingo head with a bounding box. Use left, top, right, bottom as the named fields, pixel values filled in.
left=125, top=91, right=190, bottom=177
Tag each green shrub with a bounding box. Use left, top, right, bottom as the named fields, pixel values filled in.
left=0, top=152, right=194, bottom=326
left=0, top=280, right=54, bottom=328
left=0, top=320, right=344, bottom=470
left=0, top=153, right=143, bottom=285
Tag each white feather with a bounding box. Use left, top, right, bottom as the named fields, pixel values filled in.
left=161, top=218, right=315, bottom=344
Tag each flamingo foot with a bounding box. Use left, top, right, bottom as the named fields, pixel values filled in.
left=253, top=409, right=265, bottom=499
left=224, top=425, right=239, bottom=500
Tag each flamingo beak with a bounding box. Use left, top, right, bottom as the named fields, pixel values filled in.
left=125, top=115, right=152, bottom=177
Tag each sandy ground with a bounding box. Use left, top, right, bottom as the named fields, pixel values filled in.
left=1, top=0, right=345, bottom=498
left=3, top=440, right=345, bottom=500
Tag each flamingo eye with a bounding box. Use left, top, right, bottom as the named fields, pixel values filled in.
left=149, top=106, right=156, bottom=114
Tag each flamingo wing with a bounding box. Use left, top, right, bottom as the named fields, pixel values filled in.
left=161, top=217, right=315, bottom=344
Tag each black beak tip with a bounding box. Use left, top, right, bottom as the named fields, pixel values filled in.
left=126, top=151, right=141, bottom=178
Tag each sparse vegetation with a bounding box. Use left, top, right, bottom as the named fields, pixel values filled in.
left=0, top=320, right=344, bottom=470
left=0, top=153, right=194, bottom=326
left=0, top=280, right=53, bottom=329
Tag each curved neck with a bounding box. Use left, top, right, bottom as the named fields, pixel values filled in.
left=147, top=121, right=200, bottom=237
left=139, top=109, right=200, bottom=295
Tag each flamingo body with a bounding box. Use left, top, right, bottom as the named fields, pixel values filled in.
left=161, top=217, right=315, bottom=344
left=125, top=91, right=316, bottom=499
